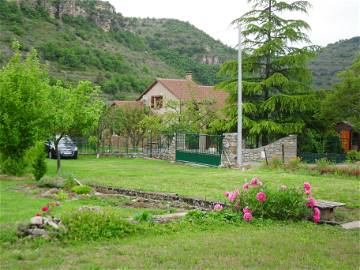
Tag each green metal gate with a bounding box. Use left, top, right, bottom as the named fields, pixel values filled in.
left=175, top=133, right=223, bottom=166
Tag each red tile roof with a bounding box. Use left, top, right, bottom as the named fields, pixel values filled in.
left=137, top=78, right=228, bottom=111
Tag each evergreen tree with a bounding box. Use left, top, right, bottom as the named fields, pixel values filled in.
left=214, top=0, right=318, bottom=146
left=321, top=56, right=360, bottom=130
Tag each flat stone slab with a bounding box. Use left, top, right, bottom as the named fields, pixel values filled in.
left=315, top=200, right=346, bottom=209
left=153, top=212, right=187, bottom=223
left=341, top=221, right=360, bottom=230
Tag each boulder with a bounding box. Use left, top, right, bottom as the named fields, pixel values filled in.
left=40, top=188, right=60, bottom=199
left=30, top=216, right=44, bottom=225
left=78, top=206, right=101, bottom=212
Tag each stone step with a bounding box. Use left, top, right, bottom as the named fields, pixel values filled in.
left=341, top=221, right=360, bottom=230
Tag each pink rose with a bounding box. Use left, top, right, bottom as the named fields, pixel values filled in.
left=256, top=192, right=266, bottom=202
left=243, top=212, right=253, bottom=221
left=229, top=192, right=238, bottom=202
left=313, top=207, right=320, bottom=224
left=242, top=207, right=250, bottom=214
left=224, top=191, right=230, bottom=198
left=35, top=213, right=42, bottom=217
left=214, top=203, right=223, bottom=211
left=41, top=206, right=49, bottom=212
left=305, top=190, right=311, bottom=195
left=306, top=197, right=316, bottom=208
left=304, top=182, right=311, bottom=191
left=250, top=177, right=261, bottom=186
left=243, top=183, right=249, bottom=190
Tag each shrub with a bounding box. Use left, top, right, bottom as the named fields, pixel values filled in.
left=63, top=175, right=77, bottom=190
left=315, top=158, right=334, bottom=174
left=55, top=191, right=69, bottom=201
left=346, top=150, right=360, bottom=163
left=335, top=165, right=360, bottom=177
left=268, top=156, right=283, bottom=169
left=30, top=142, right=47, bottom=180
left=238, top=186, right=308, bottom=220
left=0, top=156, right=27, bottom=176
left=38, top=176, right=66, bottom=188
left=134, top=211, right=153, bottom=223
left=286, top=157, right=302, bottom=171
left=221, top=178, right=311, bottom=222
left=60, top=210, right=138, bottom=241
left=71, top=185, right=92, bottom=195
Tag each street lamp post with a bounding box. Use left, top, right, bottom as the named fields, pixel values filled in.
left=237, top=24, right=243, bottom=167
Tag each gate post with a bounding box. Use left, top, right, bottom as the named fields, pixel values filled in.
left=149, top=132, right=152, bottom=158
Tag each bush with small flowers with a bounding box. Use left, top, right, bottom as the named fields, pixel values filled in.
left=214, top=177, right=318, bottom=222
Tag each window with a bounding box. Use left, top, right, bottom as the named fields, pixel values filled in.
left=151, top=96, right=163, bottom=109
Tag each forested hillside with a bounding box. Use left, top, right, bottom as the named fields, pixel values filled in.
left=0, top=0, right=236, bottom=100
left=309, top=37, right=360, bottom=89
left=0, top=0, right=358, bottom=100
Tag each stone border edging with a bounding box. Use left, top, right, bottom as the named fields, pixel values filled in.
left=91, top=184, right=224, bottom=210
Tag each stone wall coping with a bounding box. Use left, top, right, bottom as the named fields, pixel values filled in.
left=90, top=184, right=226, bottom=210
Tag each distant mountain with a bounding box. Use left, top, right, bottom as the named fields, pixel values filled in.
left=0, top=0, right=236, bottom=100
left=309, top=37, right=360, bottom=89
left=1, top=0, right=357, bottom=99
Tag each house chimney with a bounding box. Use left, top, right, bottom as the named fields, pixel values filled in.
left=185, top=72, right=193, bottom=81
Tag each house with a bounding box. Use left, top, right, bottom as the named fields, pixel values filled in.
left=136, top=73, right=228, bottom=114
left=336, top=122, right=360, bottom=152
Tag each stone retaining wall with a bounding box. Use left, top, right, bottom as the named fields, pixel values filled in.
left=222, top=134, right=297, bottom=166
left=92, top=185, right=224, bottom=210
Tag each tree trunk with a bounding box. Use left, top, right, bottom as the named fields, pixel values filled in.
left=54, top=134, right=63, bottom=176
left=55, top=143, right=61, bottom=176
left=96, top=140, right=101, bottom=159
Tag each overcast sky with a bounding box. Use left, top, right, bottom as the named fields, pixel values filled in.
left=108, top=0, right=360, bottom=48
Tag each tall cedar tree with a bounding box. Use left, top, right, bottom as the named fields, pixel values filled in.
left=214, top=0, right=318, bottom=146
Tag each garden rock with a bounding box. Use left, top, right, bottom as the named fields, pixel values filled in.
left=30, top=216, right=44, bottom=225
left=28, top=228, right=48, bottom=237
left=153, top=212, right=188, bottom=223
left=341, top=221, right=360, bottom=230
left=78, top=206, right=101, bottom=212
left=18, top=216, right=63, bottom=239
left=40, top=188, right=60, bottom=199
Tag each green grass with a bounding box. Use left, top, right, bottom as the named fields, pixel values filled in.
left=1, top=157, right=359, bottom=269
left=0, top=219, right=359, bottom=269
left=0, top=179, right=170, bottom=232
left=47, top=156, right=360, bottom=208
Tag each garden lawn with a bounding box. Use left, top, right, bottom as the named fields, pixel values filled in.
left=1, top=221, right=359, bottom=270
left=0, top=179, right=170, bottom=237
left=47, top=157, right=360, bottom=208
left=1, top=160, right=359, bottom=270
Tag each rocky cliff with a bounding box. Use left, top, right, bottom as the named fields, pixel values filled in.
left=16, top=0, right=123, bottom=32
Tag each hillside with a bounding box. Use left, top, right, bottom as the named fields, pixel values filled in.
left=309, top=37, right=360, bottom=89
left=1, top=0, right=358, bottom=99
left=0, top=0, right=236, bottom=100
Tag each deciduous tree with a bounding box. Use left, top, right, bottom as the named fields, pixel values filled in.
left=321, top=56, right=360, bottom=130
left=0, top=44, right=51, bottom=175
left=48, top=81, right=104, bottom=175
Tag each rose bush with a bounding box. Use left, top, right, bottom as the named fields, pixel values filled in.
left=216, top=177, right=320, bottom=223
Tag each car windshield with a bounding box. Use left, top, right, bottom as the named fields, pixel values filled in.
left=59, top=137, right=74, bottom=147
